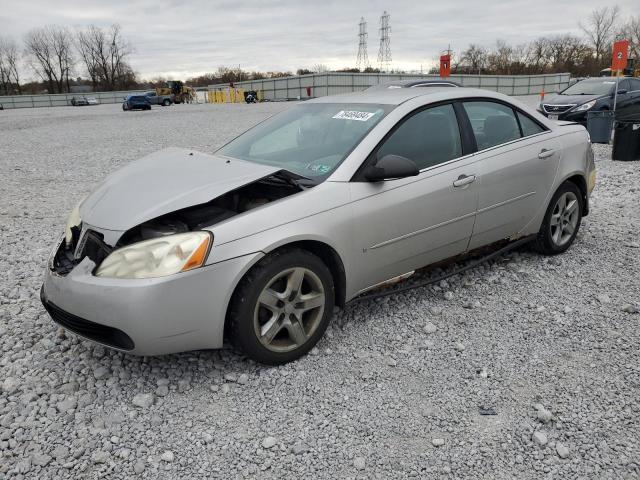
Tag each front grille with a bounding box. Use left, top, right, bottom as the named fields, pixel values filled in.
left=41, top=288, right=135, bottom=350
left=542, top=104, right=574, bottom=114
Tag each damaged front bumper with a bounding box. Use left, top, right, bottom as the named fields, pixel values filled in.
left=41, top=241, right=263, bottom=356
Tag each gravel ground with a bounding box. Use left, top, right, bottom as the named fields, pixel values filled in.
left=1, top=99, right=639, bottom=479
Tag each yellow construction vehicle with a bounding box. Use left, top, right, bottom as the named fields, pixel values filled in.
left=155, top=81, right=197, bottom=104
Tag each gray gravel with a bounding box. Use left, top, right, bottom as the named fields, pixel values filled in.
left=1, top=100, right=639, bottom=479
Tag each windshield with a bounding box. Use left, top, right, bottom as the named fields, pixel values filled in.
left=217, top=103, right=390, bottom=181
left=561, top=79, right=615, bottom=96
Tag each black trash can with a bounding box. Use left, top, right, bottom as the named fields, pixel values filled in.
left=587, top=111, right=614, bottom=144
left=612, top=121, right=640, bottom=161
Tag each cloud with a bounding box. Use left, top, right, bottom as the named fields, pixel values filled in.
left=2, top=0, right=637, bottom=80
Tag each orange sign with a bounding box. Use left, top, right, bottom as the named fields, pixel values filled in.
left=440, top=54, right=451, bottom=78
left=612, top=40, right=629, bottom=71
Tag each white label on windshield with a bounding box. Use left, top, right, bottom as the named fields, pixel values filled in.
left=333, top=110, right=376, bottom=121
left=604, top=81, right=616, bottom=84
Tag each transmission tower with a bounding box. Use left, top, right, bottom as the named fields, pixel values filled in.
left=356, top=17, right=369, bottom=70
left=377, top=11, right=391, bottom=71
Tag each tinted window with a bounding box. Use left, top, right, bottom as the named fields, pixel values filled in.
left=631, top=78, right=640, bottom=91
left=617, top=79, right=630, bottom=92
left=517, top=111, right=545, bottom=137
left=562, top=79, right=615, bottom=96
left=376, top=104, right=462, bottom=170
left=463, top=101, right=521, bottom=150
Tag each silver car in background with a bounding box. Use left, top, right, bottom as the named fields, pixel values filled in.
left=41, top=88, right=596, bottom=364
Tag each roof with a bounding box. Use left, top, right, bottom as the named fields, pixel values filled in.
left=307, top=87, right=509, bottom=106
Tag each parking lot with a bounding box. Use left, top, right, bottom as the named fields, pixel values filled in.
left=1, top=101, right=639, bottom=479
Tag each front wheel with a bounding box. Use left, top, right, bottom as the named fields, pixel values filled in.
left=534, top=181, right=583, bottom=255
left=162, top=99, right=171, bottom=106
left=228, top=249, right=335, bottom=365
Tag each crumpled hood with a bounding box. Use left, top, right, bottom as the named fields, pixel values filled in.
left=79, top=147, right=280, bottom=231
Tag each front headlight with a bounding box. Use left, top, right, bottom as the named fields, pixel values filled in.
left=65, top=203, right=82, bottom=247
left=573, top=100, right=597, bottom=112
left=95, top=231, right=212, bottom=279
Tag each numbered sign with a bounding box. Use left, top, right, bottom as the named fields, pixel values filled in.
left=611, top=40, right=629, bottom=71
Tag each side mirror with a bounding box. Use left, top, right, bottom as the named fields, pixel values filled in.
left=363, top=154, right=420, bottom=182
left=617, top=88, right=628, bottom=95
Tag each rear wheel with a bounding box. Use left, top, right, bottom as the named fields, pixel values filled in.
left=162, top=99, right=171, bottom=106
left=534, top=181, right=583, bottom=255
left=228, top=249, right=334, bottom=365
left=122, top=104, right=127, bottom=111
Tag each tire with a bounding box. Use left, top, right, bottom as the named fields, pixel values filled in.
left=534, top=181, right=583, bottom=255
left=162, top=99, right=171, bottom=106
left=122, top=104, right=127, bottom=111
left=228, top=248, right=335, bottom=365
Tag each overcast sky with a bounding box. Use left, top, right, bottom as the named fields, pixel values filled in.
left=1, top=0, right=637, bottom=81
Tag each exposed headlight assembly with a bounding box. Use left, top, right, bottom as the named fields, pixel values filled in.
left=573, top=100, right=597, bottom=112
left=95, top=232, right=212, bottom=279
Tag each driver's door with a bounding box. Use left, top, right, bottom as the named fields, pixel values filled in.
left=349, top=103, right=479, bottom=293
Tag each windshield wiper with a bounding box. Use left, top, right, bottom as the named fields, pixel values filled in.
left=268, top=170, right=317, bottom=188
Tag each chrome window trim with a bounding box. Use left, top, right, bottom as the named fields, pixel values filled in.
left=416, top=130, right=552, bottom=175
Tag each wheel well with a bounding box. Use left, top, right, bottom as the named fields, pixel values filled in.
left=564, top=175, right=589, bottom=216
left=223, top=240, right=347, bottom=342
left=270, top=241, right=347, bottom=308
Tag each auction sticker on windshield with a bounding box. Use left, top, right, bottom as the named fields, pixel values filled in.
left=333, top=110, right=376, bottom=121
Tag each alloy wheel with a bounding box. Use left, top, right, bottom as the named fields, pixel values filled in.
left=549, top=191, right=579, bottom=247
left=253, top=267, right=325, bottom=353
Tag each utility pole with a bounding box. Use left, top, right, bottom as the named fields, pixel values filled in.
left=356, top=17, right=370, bottom=71
left=377, top=11, right=391, bottom=72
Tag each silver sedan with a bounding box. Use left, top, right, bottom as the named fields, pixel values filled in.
left=41, top=88, right=596, bottom=364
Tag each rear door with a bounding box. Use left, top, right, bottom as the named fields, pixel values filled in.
left=349, top=103, right=479, bottom=292
left=461, top=100, right=560, bottom=249
left=616, top=78, right=640, bottom=120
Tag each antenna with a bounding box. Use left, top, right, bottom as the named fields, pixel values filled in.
left=377, top=11, right=391, bottom=72
left=356, top=17, right=369, bottom=71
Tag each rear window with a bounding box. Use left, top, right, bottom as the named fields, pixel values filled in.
left=462, top=101, right=521, bottom=150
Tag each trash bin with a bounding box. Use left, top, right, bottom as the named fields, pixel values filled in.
left=587, top=111, right=614, bottom=144
left=612, top=121, right=640, bottom=161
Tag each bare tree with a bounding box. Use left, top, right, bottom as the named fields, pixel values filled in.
left=580, top=6, right=620, bottom=64
left=619, top=15, right=640, bottom=60
left=24, top=26, right=74, bottom=93
left=487, top=39, right=516, bottom=74
left=0, top=37, right=21, bottom=94
left=312, top=64, right=329, bottom=73
left=75, top=24, right=134, bottom=91
left=460, top=44, right=487, bottom=74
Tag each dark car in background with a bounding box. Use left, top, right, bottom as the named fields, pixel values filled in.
left=123, top=95, right=152, bottom=111
left=539, top=77, right=640, bottom=124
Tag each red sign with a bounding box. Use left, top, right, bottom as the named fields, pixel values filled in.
left=440, top=54, right=451, bottom=78
left=612, top=40, right=629, bottom=71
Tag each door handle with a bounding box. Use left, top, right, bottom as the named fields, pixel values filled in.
left=538, top=148, right=555, bottom=159
left=453, top=174, right=476, bottom=188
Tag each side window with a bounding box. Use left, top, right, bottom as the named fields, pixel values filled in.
left=617, top=79, right=630, bottom=92
left=376, top=104, right=462, bottom=170
left=517, top=111, right=546, bottom=137
left=463, top=101, right=521, bottom=150
left=631, top=79, right=640, bottom=91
